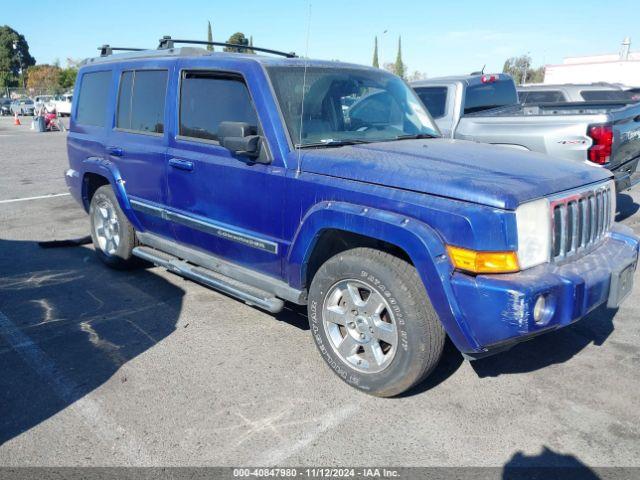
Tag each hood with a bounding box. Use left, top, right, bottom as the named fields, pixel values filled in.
left=300, top=138, right=611, bottom=209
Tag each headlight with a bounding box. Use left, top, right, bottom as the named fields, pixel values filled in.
left=515, top=198, right=551, bottom=270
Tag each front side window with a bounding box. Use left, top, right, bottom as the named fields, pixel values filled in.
left=116, top=70, right=167, bottom=134
left=414, top=86, right=448, bottom=118
left=179, top=72, right=258, bottom=141
left=76, top=70, right=111, bottom=127
left=267, top=66, right=439, bottom=147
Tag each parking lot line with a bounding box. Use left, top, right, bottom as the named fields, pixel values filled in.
left=0, top=193, right=70, bottom=204
left=0, top=310, right=155, bottom=464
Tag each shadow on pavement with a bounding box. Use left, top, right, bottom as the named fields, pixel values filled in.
left=472, top=304, right=616, bottom=378
left=502, top=446, right=601, bottom=479
left=616, top=193, right=639, bottom=222
left=0, top=238, right=184, bottom=446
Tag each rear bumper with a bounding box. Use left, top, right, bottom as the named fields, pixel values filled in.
left=449, top=224, right=639, bottom=358
left=612, top=157, right=640, bottom=191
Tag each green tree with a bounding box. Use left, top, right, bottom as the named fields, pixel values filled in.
left=0, top=26, right=36, bottom=88
left=224, top=32, right=251, bottom=53
left=394, top=36, right=405, bottom=79
left=58, top=67, right=78, bottom=90
left=372, top=36, right=379, bottom=68
left=503, top=54, right=545, bottom=85
left=206, top=21, right=214, bottom=51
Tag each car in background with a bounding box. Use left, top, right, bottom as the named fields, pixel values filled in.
left=53, top=93, right=73, bottom=116
left=0, top=98, right=11, bottom=116
left=10, top=98, right=35, bottom=115
left=517, top=83, right=640, bottom=104
left=412, top=74, right=640, bottom=191
left=33, top=95, right=55, bottom=111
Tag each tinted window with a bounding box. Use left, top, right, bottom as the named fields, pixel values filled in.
left=76, top=71, right=111, bottom=126
left=179, top=73, right=257, bottom=141
left=518, top=90, right=566, bottom=104
left=464, top=80, right=518, bottom=114
left=415, top=87, right=448, bottom=118
left=580, top=90, right=635, bottom=101
left=116, top=70, right=167, bottom=133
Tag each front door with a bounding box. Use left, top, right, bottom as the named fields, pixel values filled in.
left=166, top=69, right=287, bottom=279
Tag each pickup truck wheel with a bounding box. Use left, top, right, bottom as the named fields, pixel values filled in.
left=308, top=247, right=445, bottom=397
left=89, top=185, right=138, bottom=269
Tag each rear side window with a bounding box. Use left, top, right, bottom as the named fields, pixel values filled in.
left=76, top=71, right=111, bottom=126
left=519, top=90, right=566, bottom=104
left=179, top=72, right=257, bottom=141
left=580, top=90, right=635, bottom=101
left=116, top=70, right=167, bottom=134
left=415, top=87, right=448, bottom=118
left=464, top=80, right=518, bottom=114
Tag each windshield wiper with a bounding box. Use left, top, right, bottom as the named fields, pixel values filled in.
left=296, top=139, right=372, bottom=149
left=394, top=133, right=440, bottom=140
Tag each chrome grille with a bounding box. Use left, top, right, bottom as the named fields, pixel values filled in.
left=551, top=182, right=613, bottom=260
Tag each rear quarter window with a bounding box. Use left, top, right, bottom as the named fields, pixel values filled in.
left=76, top=70, right=111, bottom=127
left=580, top=90, right=635, bottom=101
left=415, top=87, right=448, bottom=118
left=519, top=90, right=566, bottom=103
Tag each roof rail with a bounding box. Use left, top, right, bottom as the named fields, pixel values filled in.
left=99, top=45, right=145, bottom=57
left=157, top=35, right=296, bottom=58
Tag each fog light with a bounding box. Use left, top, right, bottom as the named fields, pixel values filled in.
left=533, top=295, right=552, bottom=325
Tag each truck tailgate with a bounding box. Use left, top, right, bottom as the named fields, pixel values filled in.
left=610, top=103, right=640, bottom=187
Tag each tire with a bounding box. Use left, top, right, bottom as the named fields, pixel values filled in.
left=89, top=185, right=139, bottom=269
left=308, top=247, right=445, bottom=397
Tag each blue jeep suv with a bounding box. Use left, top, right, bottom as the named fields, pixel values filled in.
left=65, top=39, right=639, bottom=396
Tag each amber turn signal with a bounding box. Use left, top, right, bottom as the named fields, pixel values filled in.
left=447, top=246, right=520, bottom=274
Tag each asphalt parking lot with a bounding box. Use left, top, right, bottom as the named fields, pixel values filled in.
left=1, top=115, right=639, bottom=469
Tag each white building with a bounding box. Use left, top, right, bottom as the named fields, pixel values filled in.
left=544, top=38, right=640, bottom=86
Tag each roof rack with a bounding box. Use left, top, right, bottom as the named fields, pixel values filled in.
left=99, top=45, right=145, bottom=57
left=157, top=35, right=296, bottom=58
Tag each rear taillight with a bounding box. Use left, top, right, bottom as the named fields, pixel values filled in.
left=481, top=75, right=496, bottom=83
left=587, top=124, right=613, bottom=165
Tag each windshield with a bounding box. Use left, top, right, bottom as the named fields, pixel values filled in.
left=267, top=66, right=440, bottom=147
left=464, top=80, right=518, bottom=114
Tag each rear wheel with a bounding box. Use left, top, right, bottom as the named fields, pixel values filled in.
left=308, top=248, right=445, bottom=397
left=89, top=185, right=138, bottom=269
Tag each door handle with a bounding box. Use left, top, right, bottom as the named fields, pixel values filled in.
left=107, top=146, right=124, bottom=156
left=169, top=158, right=194, bottom=171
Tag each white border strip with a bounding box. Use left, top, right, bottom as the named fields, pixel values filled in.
left=0, top=192, right=70, bottom=204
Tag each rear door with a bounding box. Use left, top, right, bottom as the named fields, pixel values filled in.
left=108, top=65, right=173, bottom=238
left=413, top=85, right=454, bottom=136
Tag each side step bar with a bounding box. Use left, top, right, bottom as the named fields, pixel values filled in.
left=132, top=246, right=285, bottom=313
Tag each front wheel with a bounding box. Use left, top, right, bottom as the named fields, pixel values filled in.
left=308, top=248, right=445, bottom=397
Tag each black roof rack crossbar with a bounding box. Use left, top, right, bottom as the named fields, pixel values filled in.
left=157, top=36, right=296, bottom=58
left=99, top=45, right=145, bottom=57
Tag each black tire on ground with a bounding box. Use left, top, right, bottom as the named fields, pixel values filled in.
left=89, top=185, right=139, bottom=269
left=308, top=247, right=446, bottom=397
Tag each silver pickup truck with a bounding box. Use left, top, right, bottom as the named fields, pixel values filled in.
left=412, top=74, right=640, bottom=191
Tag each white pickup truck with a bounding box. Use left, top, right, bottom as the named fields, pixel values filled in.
left=412, top=74, right=640, bottom=191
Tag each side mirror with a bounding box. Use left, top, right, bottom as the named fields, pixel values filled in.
left=218, top=121, right=263, bottom=160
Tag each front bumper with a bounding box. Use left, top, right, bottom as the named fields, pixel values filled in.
left=450, top=224, right=639, bottom=358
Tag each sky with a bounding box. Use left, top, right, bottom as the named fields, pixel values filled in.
left=4, top=0, right=638, bottom=77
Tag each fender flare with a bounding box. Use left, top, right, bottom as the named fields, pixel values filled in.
left=287, top=201, right=481, bottom=352
left=81, top=157, right=144, bottom=231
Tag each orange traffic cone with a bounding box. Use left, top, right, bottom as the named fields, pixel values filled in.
left=14, top=112, right=21, bottom=126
